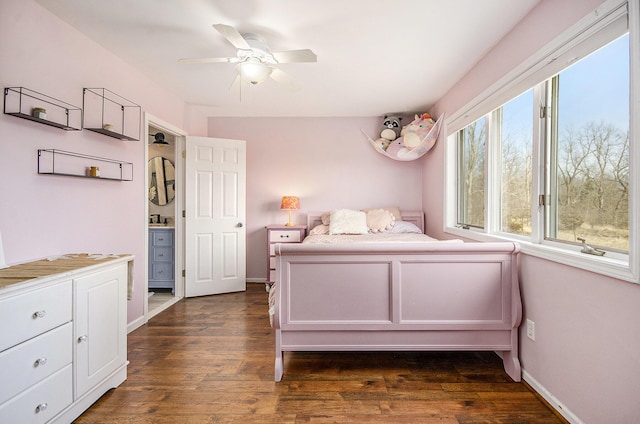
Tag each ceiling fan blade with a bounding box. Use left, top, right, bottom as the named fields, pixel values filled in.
left=178, top=57, right=238, bottom=64
left=212, top=24, right=251, bottom=50
left=272, top=49, right=317, bottom=63
left=269, top=68, right=302, bottom=91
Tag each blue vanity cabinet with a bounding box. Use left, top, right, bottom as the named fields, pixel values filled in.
left=148, top=228, right=174, bottom=293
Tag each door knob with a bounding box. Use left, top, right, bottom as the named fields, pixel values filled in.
left=236, top=222, right=243, bottom=227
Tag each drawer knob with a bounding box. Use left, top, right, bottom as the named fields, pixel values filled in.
left=158, top=237, right=164, bottom=241
left=32, top=310, right=46, bottom=319
left=34, top=357, right=48, bottom=367
left=35, top=403, right=48, bottom=413
left=78, top=335, right=88, bottom=343
left=280, top=234, right=290, bottom=238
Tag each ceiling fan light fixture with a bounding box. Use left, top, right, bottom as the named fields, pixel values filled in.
left=238, top=59, right=272, bottom=85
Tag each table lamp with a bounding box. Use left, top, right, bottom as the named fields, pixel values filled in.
left=280, top=196, right=300, bottom=226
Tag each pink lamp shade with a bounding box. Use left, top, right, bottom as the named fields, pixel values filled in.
left=280, top=196, right=300, bottom=226
left=280, top=196, right=300, bottom=210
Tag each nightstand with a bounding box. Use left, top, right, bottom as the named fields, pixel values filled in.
left=265, top=225, right=306, bottom=291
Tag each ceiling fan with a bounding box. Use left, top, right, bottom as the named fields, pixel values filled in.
left=179, top=24, right=317, bottom=89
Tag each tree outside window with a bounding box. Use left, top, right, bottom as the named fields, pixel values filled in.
left=455, top=33, right=629, bottom=253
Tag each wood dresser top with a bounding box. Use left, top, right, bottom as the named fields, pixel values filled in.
left=0, top=254, right=133, bottom=290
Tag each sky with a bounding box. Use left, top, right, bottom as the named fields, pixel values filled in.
left=502, top=33, right=629, bottom=148
left=558, top=34, right=629, bottom=131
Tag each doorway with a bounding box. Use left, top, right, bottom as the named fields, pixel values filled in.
left=145, top=114, right=187, bottom=320
left=143, top=114, right=247, bottom=321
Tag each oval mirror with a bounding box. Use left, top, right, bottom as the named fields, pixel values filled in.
left=148, top=156, right=175, bottom=206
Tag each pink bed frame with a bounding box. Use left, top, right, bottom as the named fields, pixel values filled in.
left=272, top=211, right=522, bottom=382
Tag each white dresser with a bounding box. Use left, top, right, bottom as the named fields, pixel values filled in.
left=0, top=254, right=133, bottom=423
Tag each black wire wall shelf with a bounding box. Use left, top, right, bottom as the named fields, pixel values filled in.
left=83, top=88, right=141, bottom=141
left=38, top=149, right=133, bottom=181
left=3, top=87, right=82, bottom=131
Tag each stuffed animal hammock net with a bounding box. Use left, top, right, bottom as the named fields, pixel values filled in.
left=362, top=114, right=444, bottom=161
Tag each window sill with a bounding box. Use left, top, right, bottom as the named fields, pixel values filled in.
left=444, top=226, right=638, bottom=284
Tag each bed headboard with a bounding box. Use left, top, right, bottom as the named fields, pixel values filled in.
left=306, top=210, right=425, bottom=234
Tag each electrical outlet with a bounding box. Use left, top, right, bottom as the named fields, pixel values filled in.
left=526, top=319, right=536, bottom=341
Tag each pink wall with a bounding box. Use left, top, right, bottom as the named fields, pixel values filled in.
left=518, top=256, right=640, bottom=422
left=0, top=0, right=206, bottom=327
left=208, top=117, right=424, bottom=279
left=4, top=0, right=638, bottom=421
left=428, top=0, right=640, bottom=422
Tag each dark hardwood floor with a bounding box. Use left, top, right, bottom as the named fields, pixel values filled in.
left=75, top=284, right=565, bottom=423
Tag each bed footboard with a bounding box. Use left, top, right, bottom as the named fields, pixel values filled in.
left=273, top=242, right=522, bottom=382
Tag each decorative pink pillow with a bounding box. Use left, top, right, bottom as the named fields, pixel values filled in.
left=365, top=209, right=395, bottom=233
left=309, top=224, right=329, bottom=235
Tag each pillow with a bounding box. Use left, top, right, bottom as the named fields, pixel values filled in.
left=385, top=220, right=423, bottom=234
left=365, top=209, right=395, bottom=233
left=362, top=206, right=402, bottom=221
left=309, top=224, right=329, bottom=235
left=321, top=212, right=331, bottom=225
left=329, top=209, right=368, bottom=235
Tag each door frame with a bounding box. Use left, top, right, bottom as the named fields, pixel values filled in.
left=144, top=113, right=187, bottom=322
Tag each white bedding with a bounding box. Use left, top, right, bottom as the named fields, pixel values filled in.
left=302, top=233, right=461, bottom=244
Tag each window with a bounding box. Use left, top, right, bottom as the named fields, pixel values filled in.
left=457, top=117, right=486, bottom=229
left=547, top=35, right=630, bottom=251
left=447, top=1, right=638, bottom=283
left=499, top=89, right=534, bottom=236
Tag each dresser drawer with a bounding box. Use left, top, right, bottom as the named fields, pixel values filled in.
left=0, top=281, right=72, bottom=352
left=269, top=230, right=301, bottom=243
left=0, top=323, right=72, bottom=403
left=151, top=262, right=174, bottom=281
left=151, top=230, right=174, bottom=246
left=151, top=246, right=173, bottom=262
left=0, top=364, right=72, bottom=424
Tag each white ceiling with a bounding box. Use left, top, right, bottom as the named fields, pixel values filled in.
left=35, top=0, right=541, bottom=117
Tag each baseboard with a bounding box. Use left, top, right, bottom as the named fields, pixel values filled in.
left=522, top=369, right=582, bottom=424
left=127, top=315, right=145, bottom=334
left=246, top=278, right=267, bottom=283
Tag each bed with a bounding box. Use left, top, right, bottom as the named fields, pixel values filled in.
left=271, top=210, right=522, bottom=382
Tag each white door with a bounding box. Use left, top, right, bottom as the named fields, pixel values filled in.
left=185, top=136, right=246, bottom=297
